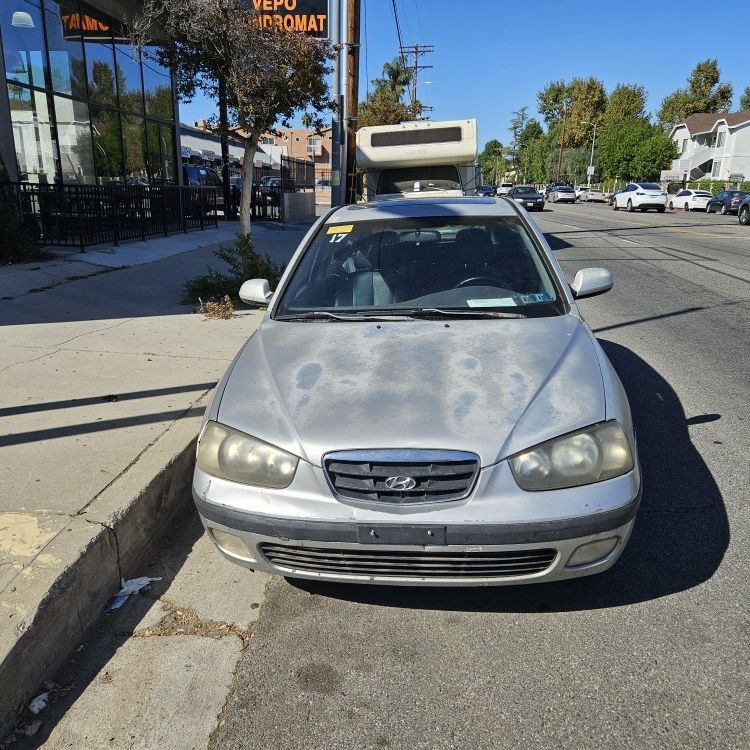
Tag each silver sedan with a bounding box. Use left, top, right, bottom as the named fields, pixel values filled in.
left=193, top=197, right=641, bottom=586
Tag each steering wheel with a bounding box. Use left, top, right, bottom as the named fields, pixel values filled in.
left=455, top=276, right=503, bottom=288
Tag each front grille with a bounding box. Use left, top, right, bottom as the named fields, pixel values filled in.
left=324, top=449, right=480, bottom=505
left=260, top=544, right=556, bottom=579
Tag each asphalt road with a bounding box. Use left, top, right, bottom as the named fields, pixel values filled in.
left=213, top=202, right=750, bottom=750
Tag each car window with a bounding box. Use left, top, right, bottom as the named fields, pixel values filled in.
left=378, top=166, right=462, bottom=194
left=276, top=216, right=562, bottom=318
left=513, top=187, right=536, bottom=195
left=638, top=182, right=662, bottom=190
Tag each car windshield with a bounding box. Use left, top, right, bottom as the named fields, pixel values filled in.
left=275, top=216, right=562, bottom=318
left=513, top=187, right=537, bottom=195
left=638, top=183, right=662, bottom=190
left=556, top=187, right=574, bottom=192
left=377, top=166, right=461, bottom=194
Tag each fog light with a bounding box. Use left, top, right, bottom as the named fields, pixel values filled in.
left=566, top=537, right=619, bottom=567
left=210, top=528, right=256, bottom=562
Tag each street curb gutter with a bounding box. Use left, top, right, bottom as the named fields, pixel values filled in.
left=0, top=410, right=204, bottom=737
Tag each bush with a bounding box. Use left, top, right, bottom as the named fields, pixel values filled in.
left=182, top=233, right=285, bottom=305
left=0, top=156, right=41, bottom=263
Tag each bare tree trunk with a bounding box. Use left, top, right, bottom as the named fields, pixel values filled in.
left=240, top=131, right=260, bottom=235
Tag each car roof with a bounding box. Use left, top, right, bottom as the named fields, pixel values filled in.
left=324, top=197, right=518, bottom=223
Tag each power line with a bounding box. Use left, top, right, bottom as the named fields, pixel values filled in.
left=390, top=0, right=406, bottom=62
left=399, top=43, right=434, bottom=117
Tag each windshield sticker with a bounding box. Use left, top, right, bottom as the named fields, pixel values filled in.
left=514, top=292, right=552, bottom=305
left=326, top=224, right=354, bottom=235
left=467, top=298, right=517, bottom=308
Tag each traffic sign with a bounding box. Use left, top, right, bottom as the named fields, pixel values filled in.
left=586, top=166, right=595, bottom=176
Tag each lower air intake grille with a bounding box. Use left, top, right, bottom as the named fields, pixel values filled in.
left=260, top=544, right=556, bottom=579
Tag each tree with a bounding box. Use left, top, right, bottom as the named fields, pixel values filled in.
left=632, top=132, right=679, bottom=180
left=479, top=139, right=506, bottom=184
left=598, top=119, right=677, bottom=180
left=740, top=86, right=750, bottom=111
left=518, top=119, right=543, bottom=148
left=358, top=57, right=419, bottom=128
left=537, top=77, right=606, bottom=147
left=130, top=1, right=334, bottom=235
left=602, top=84, right=647, bottom=126
left=658, top=59, right=733, bottom=129
left=537, top=80, right=569, bottom=127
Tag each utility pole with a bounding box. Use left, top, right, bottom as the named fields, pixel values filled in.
left=344, top=0, right=360, bottom=204
left=330, top=0, right=343, bottom=207
left=399, top=43, right=434, bottom=117
left=555, top=102, right=568, bottom=182
left=582, top=120, right=598, bottom=187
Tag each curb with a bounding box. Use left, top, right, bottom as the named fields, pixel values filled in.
left=0, top=410, right=203, bottom=737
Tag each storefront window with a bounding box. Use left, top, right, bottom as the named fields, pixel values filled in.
left=122, top=113, right=147, bottom=184
left=8, top=83, right=57, bottom=183
left=115, top=45, right=143, bottom=114
left=90, top=105, right=124, bottom=183
left=142, top=47, right=172, bottom=120
left=44, top=0, right=87, bottom=99
left=54, top=94, right=94, bottom=183
left=3, top=0, right=47, bottom=91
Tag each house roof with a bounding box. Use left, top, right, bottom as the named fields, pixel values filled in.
left=672, top=109, right=750, bottom=137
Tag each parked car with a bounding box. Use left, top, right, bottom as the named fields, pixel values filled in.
left=608, top=187, right=626, bottom=206
left=543, top=182, right=569, bottom=199
left=496, top=182, right=514, bottom=196
left=260, top=176, right=295, bottom=205
left=193, top=197, right=641, bottom=587
left=738, top=195, right=750, bottom=225
left=612, top=182, right=667, bottom=212
left=576, top=187, right=606, bottom=202
left=315, top=179, right=332, bottom=190
left=548, top=185, right=577, bottom=203
left=667, top=189, right=713, bottom=212
left=476, top=185, right=496, bottom=197
left=183, top=164, right=225, bottom=211
left=705, top=190, right=749, bottom=215
left=507, top=185, right=544, bottom=211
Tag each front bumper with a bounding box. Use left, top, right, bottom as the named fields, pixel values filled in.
left=193, top=467, right=642, bottom=587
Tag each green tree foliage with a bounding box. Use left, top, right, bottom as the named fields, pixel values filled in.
left=602, top=84, right=646, bottom=126
left=740, top=86, right=750, bottom=111
left=358, top=57, right=419, bottom=128
left=479, top=139, right=507, bottom=184
left=537, top=80, right=569, bottom=127
left=518, top=119, right=543, bottom=148
left=598, top=119, right=677, bottom=180
left=658, top=59, right=733, bottom=129
left=537, top=78, right=606, bottom=147
left=631, top=131, right=680, bottom=180
left=519, top=134, right=551, bottom=184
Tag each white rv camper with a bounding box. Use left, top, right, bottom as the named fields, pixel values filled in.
left=355, top=119, right=479, bottom=201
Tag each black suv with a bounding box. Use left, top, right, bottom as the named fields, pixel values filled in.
left=183, top=165, right=225, bottom=211
left=706, top=190, right=749, bottom=215
left=738, top=195, right=750, bottom=225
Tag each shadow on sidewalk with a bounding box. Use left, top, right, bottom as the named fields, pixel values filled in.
left=291, top=340, right=729, bottom=612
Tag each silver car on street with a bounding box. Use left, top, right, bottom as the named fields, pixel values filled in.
left=193, top=197, right=641, bottom=586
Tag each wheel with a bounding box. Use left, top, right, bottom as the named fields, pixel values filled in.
left=706, top=205, right=712, bottom=212
left=720, top=204, right=728, bottom=215
left=627, top=199, right=634, bottom=212
left=612, top=199, right=619, bottom=211
left=739, top=206, right=750, bottom=225
left=668, top=201, right=674, bottom=210
left=684, top=202, right=690, bottom=211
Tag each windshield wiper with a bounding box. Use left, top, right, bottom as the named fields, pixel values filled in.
left=400, top=307, right=527, bottom=319
left=275, top=311, right=414, bottom=321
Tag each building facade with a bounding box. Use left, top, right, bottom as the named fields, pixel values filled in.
left=259, top=126, right=332, bottom=181
left=670, top=110, right=750, bottom=182
left=0, top=0, right=178, bottom=186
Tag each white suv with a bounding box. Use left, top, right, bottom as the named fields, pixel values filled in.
left=496, top=183, right=514, bottom=196
left=613, top=182, right=667, bottom=213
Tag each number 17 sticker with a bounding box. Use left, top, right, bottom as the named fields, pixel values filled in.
left=327, top=224, right=353, bottom=243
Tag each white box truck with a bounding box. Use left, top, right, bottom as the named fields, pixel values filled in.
left=355, top=119, right=479, bottom=201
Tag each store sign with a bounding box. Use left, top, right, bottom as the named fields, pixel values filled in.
left=728, top=173, right=745, bottom=181
left=201, top=150, right=216, bottom=161
left=660, top=170, right=684, bottom=182
left=247, top=0, right=328, bottom=36
left=181, top=146, right=193, bottom=159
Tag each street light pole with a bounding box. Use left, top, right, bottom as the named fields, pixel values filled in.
left=583, top=119, right=598, bottom=188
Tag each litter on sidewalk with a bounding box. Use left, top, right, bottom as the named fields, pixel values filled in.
left=105, top=577, right=162, bottom=612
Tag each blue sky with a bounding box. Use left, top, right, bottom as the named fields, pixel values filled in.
left=179, top=1, right=750, bottom=146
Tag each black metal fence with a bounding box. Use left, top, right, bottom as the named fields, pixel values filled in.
left=3, top=182, right=219, bottom=250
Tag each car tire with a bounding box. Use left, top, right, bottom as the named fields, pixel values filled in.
left=706, top=205, right=712, bottom=213
left=627, top=199, right=634, bottom=212
left=739, top=206, right=750, bottom=225
left=684, top=202, right=690, bottom=211
left=612, top=199, right=619, bottom=211
left=668, top=201, right=674, bottom=210
left=720, top=204, right=728, bottom=215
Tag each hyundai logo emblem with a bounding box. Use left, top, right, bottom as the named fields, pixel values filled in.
left=385, top=476, right=417, bottom=491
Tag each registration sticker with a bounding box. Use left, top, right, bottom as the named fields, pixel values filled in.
left=326, top=224, right=354, bottom=235
left=467, top=298, right=517, bottom=308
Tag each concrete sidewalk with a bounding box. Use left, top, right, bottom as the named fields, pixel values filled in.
left=0, top=220, right=311, bottom=736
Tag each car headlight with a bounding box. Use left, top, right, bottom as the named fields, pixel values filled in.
left=509, top=421, right=634, bottom=491
left=196, top=421, right=298, bottom=488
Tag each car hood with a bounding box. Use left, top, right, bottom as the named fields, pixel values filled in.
left=217, top=315, right=606, bottom=467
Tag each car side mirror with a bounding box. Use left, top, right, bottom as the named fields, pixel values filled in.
left=571, top=268, right=613, bottom=299
left=239, top=278, right=273, bottom=305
